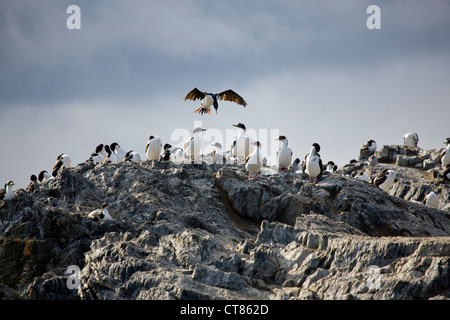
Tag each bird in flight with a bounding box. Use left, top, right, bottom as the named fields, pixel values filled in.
left=184, top=88, right=247, bottom=115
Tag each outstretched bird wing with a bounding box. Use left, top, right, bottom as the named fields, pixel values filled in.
left=184, top=88, right=206, bottom=101
left=217, top=90, right=247, bottom=107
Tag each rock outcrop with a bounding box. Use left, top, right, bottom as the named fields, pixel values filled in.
left=1, top=145, right=449, bottom=300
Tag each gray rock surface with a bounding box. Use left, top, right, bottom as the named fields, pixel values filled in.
left=1, top=146, right=449, bottom=300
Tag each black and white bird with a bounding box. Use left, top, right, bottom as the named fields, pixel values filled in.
left=52, top=153, right=71, bottom=177
left=102, top=145, right=117, bottom=164
left=88, top=203, right=113, bottom=222
left=184, top=88, right=247, bottom=115
left=403, top=132, right=419, bottom=148
left=356, top=171, right=370, bottom=182
left=372, top=168, right=396, bottom=192
left=145, top=135, right=162, bottom=161
left=210, top=142, right=227, bottom=164
left=276, top=136, right=292, bottom=172
left=94, top=144, right=108, bottom=158
left=230, top=123, right=253, bottom=163
left=159, top=143, right=173, bottom=161
left=440, top=138, right=450, bottom=168
left=290, top=158, right=301, bottom=172
left=38, top=170, right=53, bottom=183
left=305, top=143, right=323, bottom=183
left=359, top=140, right=377, bottom=161
left=324, top=161, right=338, bottom=173
left=0, top=180, right=15, bottom=201
left=423, top=191, right=439, bottom=209
left=184, top=127, right=207, bottom=163
left=88, top=144, right=107, bottom=163
left=123, top=150, right=142, bottom=163
left=245, top=141, right=263, bottom=180
left=110, top=142, right=127, bottom=162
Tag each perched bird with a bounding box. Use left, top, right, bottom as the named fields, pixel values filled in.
left=184, top=88, right=247, bottom=115
left=159, top=143, right=173, bottom=161
left=110, top=142, right=127, bottom=162
left=94, top=144, right=108, bottom=158
left=210, top=142, right=227, bottom=164
left=52, top=153, right=71, bottom=177
left=38, top=170, right=53, bottom=183
left=26, top=175, right=38, bottom=192
left=356, top=172, right=370, bottom=182
left=88, top=152, right=105, bottom=163
left=184, top=127, right=207, bottom=163
left=123, top=150, right=142, bottom=163
left=423, top=191, right=439, bottom=209
left=262, top=156, right=268, bottom=167
left=324, top=161, right=338, bottom=173
left=245, top=141, right=263, bottom=180
left=276, top=136, right=293, bottom=172
left=372, top=169, right=396, bottom=192
left=290, top=158, right=301, bottom=172
left=359, top=140, right=377, bottom=161
left=88, top=203, right=113, bottom=222
left=145, top=135, right=162, bottom=161
left=440, top=138, right=450, bottom=168
left=305, top=143, right=323, bottom=183
left=367, top=155, right=378, bottom=172
left=103, top=145, right=117, bottom=164
left=0, top=181, right=15, bottom=201
left=87, top=144, right=107, bottom=163
left=230, top=123, right=253, bottom=163
left=403, top=132, right=419, bottom=148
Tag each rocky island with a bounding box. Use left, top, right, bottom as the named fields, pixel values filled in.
left=1, top=144, right=449, bottom=300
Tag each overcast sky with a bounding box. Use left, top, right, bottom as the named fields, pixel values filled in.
left=1, top=0, right=450, bottom=189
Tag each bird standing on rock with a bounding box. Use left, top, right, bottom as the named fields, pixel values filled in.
left=0, top=180, right=15, bottom=201
left=276, top=136, right=292, bottom=172
left=230, top=123, right=253, bottom=163
left=52, top=153, right=71, bottom=177
left=290, top=158, right=301, bottom=172
left=110, top=142, right=127, bottom=162
left=372, top=169, right=396, bottom=192
left=184, top=88, right=247, bottom=115
left=440, top=138, right=450, bottom=168
left=184, top=127, right=207, bottom=163
left=88, top=203, right=113, bottom=222
left=145, top=136, right=162, bottom=161
left=404, top=133, right=419, bottom=148
left=245, top=141, right=263, bottom=180
left=305, top=143, right=323, bottom=183
left=359, top=140, right=377, bottom=161
left=123, top=150, right=142, bottom=163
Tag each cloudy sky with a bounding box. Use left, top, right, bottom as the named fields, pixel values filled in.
left=1, top=0, right=450, bottom=189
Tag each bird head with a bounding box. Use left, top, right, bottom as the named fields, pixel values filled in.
left=251, top=141, right=261, bottom=148
left=233, top=123, right=246, bottom=131
left=312, top=143, right=321, bottom=153
left=193, top=127, right=207, bottom=134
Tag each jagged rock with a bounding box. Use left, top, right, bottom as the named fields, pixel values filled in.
left=0, top=150, right=449, bottom=300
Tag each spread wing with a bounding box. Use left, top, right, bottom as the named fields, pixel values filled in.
left=217, top=90, right=247, bottom=107
left=184, top=88, right=206, bottom=101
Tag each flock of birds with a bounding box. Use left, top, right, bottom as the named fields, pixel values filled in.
left=1, top=88, right=450, bottom=218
